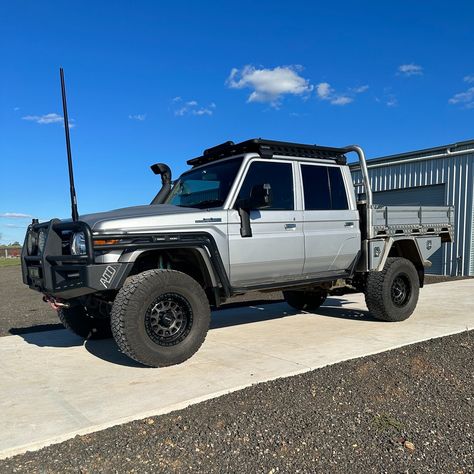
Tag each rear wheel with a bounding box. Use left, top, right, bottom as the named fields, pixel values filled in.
left=283, top=289, right=327, bottom=312
left=111, top=269, right=210, bottom=367
left=58, top=305, right=112, bottom=339
left=365, top=257, right=419, bottom=322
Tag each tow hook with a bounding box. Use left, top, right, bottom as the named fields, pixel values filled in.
left=43, top=295, right=70, bottom=311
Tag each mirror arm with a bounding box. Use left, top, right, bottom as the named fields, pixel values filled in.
left=238, top=207, right=252, bottom=238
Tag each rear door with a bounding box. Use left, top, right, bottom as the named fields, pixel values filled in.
left=301, top=163, right=360, bottom=274
left=228, top=159, right=304, bottom=286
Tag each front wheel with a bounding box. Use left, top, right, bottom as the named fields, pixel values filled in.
left=111, top=269, right=210, bottom=367
left=365, top=257, right=420, bottom=322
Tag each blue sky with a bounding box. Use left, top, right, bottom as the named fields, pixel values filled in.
left=1, top=0, right=473, bottom=244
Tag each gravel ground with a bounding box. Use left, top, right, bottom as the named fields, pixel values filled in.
left=0, top=265, right=284, bottom=337
left=0, top=265, right=471, bottom=337
left=1, top=330, right=472, bottom=473
left=0, top=266, right=58, bottom=336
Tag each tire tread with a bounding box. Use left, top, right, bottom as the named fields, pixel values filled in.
left=110, top=269, right=210, bottom=367
left=365, top=257, right=419, bottom=322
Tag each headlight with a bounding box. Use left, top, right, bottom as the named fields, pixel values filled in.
left=71, top=232, right=87, bottom=255
left=27, top=232, right=38, bottom=255
left=37, top=229, right=47, bottom=254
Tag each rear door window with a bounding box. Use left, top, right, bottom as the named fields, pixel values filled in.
left=301, top=164, right=331, bottom=210
left=301, top=164, right=349, bottom=210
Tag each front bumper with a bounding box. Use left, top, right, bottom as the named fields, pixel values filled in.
left=21, top=219, right=132, bottom=299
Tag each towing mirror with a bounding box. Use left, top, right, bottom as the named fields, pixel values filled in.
left=249, top=183, right=272, bottom=209
left=237, top=183, right=272, bottom=238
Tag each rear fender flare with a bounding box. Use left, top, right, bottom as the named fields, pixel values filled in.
left=374, top=236, right=439, bottom=272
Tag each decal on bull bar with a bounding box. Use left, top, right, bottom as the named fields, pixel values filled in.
left=100, top=265, right=117, bottom=289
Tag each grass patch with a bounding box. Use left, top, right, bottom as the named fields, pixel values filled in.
left=0, top=258, right=21, bottom=267
left=372, top=413, right=404, bottom=434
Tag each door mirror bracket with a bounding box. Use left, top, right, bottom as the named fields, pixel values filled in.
left=238, top=207, right=252, bottom=238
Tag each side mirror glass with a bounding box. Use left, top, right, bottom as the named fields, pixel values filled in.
left=249, top=183, right=272, bottom=209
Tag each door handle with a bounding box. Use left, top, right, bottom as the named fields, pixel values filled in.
left=284, top=223, right=297, bottom=230
left=344, top=222, right=354, bottom=227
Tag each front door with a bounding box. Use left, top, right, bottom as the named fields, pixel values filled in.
left=228, top=159, right=304, bottom=287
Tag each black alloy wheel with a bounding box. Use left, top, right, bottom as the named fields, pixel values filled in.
left=365, top=257, right=420, bottom=322
left=390, top=274, right=412, bottom=307
left=111, top=269, right=211, bottom=367
left=145, top=293, right=193, bottom=346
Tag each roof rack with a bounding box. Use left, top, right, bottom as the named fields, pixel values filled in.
left=187, top=138, right=347, bottom=167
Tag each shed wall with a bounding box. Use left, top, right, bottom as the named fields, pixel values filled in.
left=351, top=151, right=474, bottom=276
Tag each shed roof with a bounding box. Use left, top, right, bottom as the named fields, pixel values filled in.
left=350, top=138, right=474, bottom=169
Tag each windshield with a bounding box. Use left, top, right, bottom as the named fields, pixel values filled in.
left=165, top=157, right=243, bottom=209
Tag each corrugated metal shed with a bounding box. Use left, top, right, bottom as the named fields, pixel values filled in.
left=350, top=139, right=474, bottom=276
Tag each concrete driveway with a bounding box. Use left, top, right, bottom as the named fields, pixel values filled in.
left=1, top=279, right=473, bottom=460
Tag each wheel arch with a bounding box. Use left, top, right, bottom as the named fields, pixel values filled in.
left=119, top=246, right=225, bottom=305
left=385, top=238, right=425, bottom=287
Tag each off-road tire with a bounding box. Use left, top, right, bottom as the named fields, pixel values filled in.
left=365, top=257, right=419, bottom=322
left=58, top=305, right=112, bottom=339
left=283, top=289, right=328, bottom=312
left=110, top=269, right=210, bottom=367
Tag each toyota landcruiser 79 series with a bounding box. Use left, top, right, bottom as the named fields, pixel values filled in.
left=22, top=139, right=454, bottom=367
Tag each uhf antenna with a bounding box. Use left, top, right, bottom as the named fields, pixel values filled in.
left=59, top=67, right=79, bottom=221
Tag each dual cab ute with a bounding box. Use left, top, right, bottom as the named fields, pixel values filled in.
left=22, top=139, right=453, bottom=367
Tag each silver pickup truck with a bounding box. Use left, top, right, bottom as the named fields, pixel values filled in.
left=21, top=139, right=453, bottom=367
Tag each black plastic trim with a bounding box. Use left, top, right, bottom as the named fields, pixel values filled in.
left=97, top=232, right=233, bottom=298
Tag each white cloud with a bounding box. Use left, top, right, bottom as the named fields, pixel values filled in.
left=398, top=64, right=423, bottom=76
left=173, top=98, right=215, bottom=117
left=386, top=96, right=398, bottom=107
left=22, top=113, right=63, bottom=124
left=330, top=96, right=353, bottom=105
left=448, top=87, right=474, bottom=108
left=0, top=212, right=33, bottom=218
left=375, top=91, right=398, bottom=107
left=128, top=114, right=146, bottom=121
left=227, top=65, right=313, bottom=106
left=463, top=75, right=474, bottom=83
left=316, top=82, right=332, bottom=99
left=351, top=85, right=369, bottom=93
left=22, top=113, right=74, bottom=128
left=316, top=82, right=357, bottom=106
left=192, top=108, right=213, bottom=116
